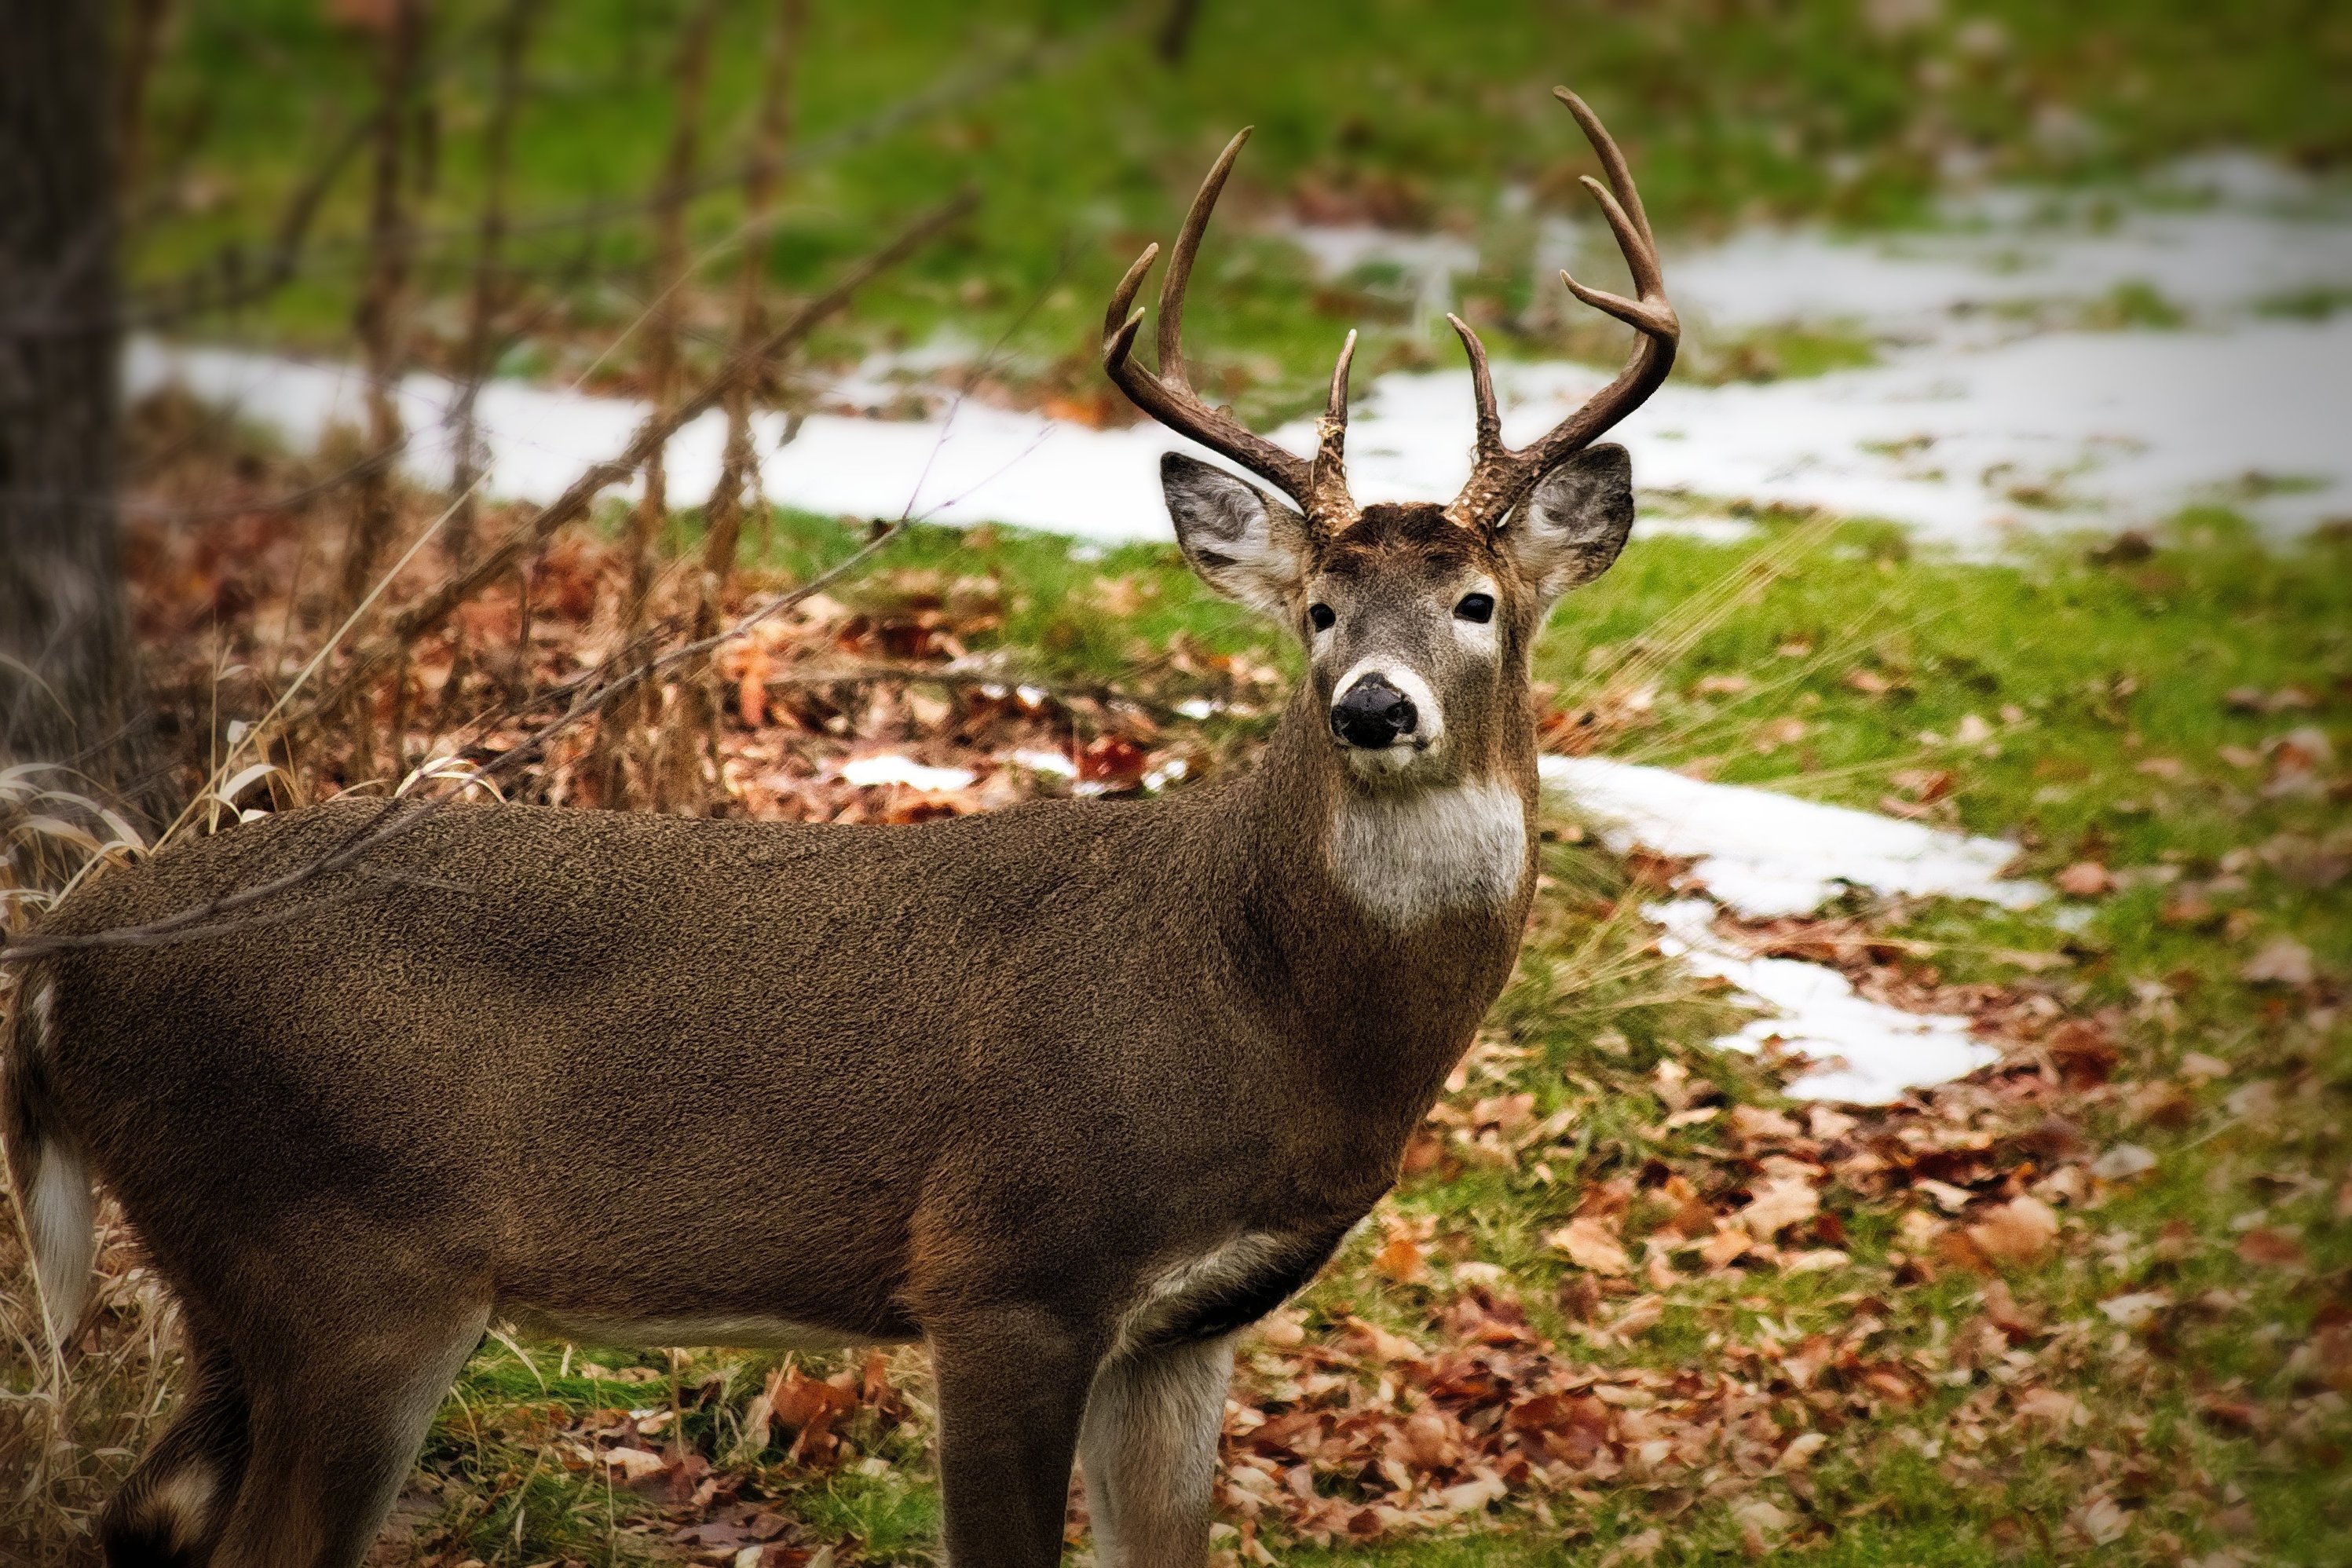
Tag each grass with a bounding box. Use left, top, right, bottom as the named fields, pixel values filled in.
left=138, top=0, right=2352, bottom=409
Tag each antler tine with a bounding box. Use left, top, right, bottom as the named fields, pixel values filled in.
left=1106, top=242, right=1160, bottom=345
left=1559, top=181, right=1677, bottom=354
left=1446, top=313, right=1504, bottom=460
left=1100, top=129, right=1338, bottom=519
left=1553, top=87, right=1656, bottom=251
left=1443, top=90, right=1679, bottom=533
left=1157, top=128, right=1251, bottom=393
left=1308, top=329, right=1357, bottom=513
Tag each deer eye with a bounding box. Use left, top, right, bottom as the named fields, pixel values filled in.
left=1308, top=603, right=1336, bottom=632
left=1454, top=592, right=1495, bottom=624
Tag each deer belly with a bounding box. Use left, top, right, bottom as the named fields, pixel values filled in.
left=1115, top=1227, right=1348, bottom=1352
left=506, top=1306, right=902, bottom=1354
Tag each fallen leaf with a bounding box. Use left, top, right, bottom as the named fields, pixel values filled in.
left=2098, top=1291, right=2170, bottom=1327
left=2055, top=861, right=2112, bottom=898
left=1701, top=1226, right=1754, bottom=1269
left=1548, top=1215, right=1632, bottom=1276
left=2240, top=937, right=2314, bottom=987
left=1436, top=1474, right=1506, bottom=1513
left=1782, top=1248, right=1850, bottom=1274
left=1344, top=1316, right=1426, bottom=1363
left=738, top=641, right=771, bottom=729
left=1732, top=1496, right=1791, bottom=1554
left=1776, top=1431, right=1829, bottom=1471
left=1981, top=1277, right=2040, bottom=1337
left=1738, top=1177, right=1821, bottom=1240
left=2234, top=1227, right=2306, bottom=1268
left=2090, top=1143, right=2156, bottom=1181
left=1611, top=1294, right=1666, bottom=1338
left=2073, top=1495, right=2130, bottom=1545
left=1967, top=1196, right=2060, bottom=1267
left=1728, top=1105, right=1803, bottom=1144
left=1374, top=1234, right=1428, bottom=1285
left=604, top=1446, right=667, bottom=1482
left=1604, top=1527, right=1664, bottom=1566
left=2017, top=1386, right=2086, bottom=1430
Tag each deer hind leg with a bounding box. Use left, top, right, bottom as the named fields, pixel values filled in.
left=207, top=1301, right=488, bottom=1568
left=1078, top=1336, right=1233, bottom=1568
left=101, top=1337, right=249, bottom=1566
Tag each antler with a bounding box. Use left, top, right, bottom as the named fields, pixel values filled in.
left=1441, top=89, right=1679, bottom=532
left=1104, top=129, right=1360, bottom=528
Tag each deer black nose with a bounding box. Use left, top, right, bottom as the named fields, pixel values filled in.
left=1330, top=674, right=1418, bottom=750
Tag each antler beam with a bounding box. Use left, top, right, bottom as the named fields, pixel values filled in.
left=1103, top=129, right=1359, bottom=528
left=1442, top=88, right=1679, bottom=533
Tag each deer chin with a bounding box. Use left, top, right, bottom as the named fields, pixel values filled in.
left=1336, top=735, right=1440, bottom=783
left=1327, top=774, right=1527, bottom=929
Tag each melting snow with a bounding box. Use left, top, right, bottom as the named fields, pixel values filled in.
left=126, top=168, right=2352, bottom=553
left=1538, top=755, right=2043, bottom=919
left=837, top=755, right=975, bottom=791
left=1006, top=747, right=1077, bottom=778
left=1645, top=898, right=2000, bottom=1106
left=1539, top=755, right=2041, bottom=1104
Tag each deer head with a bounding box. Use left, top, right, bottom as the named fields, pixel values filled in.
left=1105, top=89, right=1677, bottom=791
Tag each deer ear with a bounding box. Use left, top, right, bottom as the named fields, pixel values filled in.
left=1504, top=443, right=1635, bottom=604
left=1161, top=452, right=1312, bottom=617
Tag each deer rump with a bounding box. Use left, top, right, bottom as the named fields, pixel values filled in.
left=15, top=792, right=1400, bottom=1354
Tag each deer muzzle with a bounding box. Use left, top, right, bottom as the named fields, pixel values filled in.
left=1330, top=674, right=1419, bottom=750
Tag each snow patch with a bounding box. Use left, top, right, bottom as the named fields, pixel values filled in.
left=1006, top=747, right=1077, bottom=778
left=126, top=182, right=2352, bottom=552
left=1647, top=898, right=2000, bottom=1106
left=837, top=755, right=975, bottom=791
left=1537, top=754, right=2043, bottom=919
left=1538, top=755, right=2041, bottom=1104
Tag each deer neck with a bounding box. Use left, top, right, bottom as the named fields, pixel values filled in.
left=1214, top=682, right=1538, bottom=1131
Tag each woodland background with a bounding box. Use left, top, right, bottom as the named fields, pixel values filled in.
left=0, top=1, right=2347, bottom=1563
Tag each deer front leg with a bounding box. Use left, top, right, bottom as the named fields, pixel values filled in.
left=1078, top=1335, right=1233, bottom=1568
left=930, top=1307, right=1102, bottom=1567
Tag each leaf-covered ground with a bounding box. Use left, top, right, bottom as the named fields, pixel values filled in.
left=5, top=400, right=2342, bottom=1564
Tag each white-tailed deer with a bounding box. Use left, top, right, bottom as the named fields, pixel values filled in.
left=5, top=88, right=1674, bottom=1568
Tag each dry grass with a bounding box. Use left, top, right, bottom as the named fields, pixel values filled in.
left=1, top=784, right=181, bottom=1559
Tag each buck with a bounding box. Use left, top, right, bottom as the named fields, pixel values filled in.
left=5, top=89, right=1674, bottom=1568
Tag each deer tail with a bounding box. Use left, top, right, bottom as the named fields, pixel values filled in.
left=5, top=970, right=94, bottom=1342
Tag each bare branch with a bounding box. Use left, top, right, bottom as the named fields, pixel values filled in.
left=307, top=189, right=976, bottom=722
left=0, top=517, right=909, bottom=965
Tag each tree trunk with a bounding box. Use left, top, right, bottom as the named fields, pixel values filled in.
left=0, top=0, right=159, bottom=838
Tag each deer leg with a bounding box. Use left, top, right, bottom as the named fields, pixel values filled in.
left=207, top=1301, right=488, bottom=1568
left=930, top=1308, right=1103, bottom=1568
left=101, top=1336, right=249, bottom=1566
left=1077, top=1335, right=1232, bottom=1568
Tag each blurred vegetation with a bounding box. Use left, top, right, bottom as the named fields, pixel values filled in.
left=141, top=0, right=2352, bottom=404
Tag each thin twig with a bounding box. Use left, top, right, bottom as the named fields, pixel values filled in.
left=587, top=0, right=721, bottom=810
left=660, top=0, right=810, bottom=810
left=0, top=519, right=906, bottom=963
left=334, top=0, right=426, bottom=628
left=310, top=190, right=975, bottom=722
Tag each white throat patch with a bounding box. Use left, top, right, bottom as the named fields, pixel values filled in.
left=1330, top=777, right=1527, bottom=928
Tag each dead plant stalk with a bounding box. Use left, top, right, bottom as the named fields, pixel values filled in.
left=589, top=0, right=719, bottom=812
left=660, top=0, right=810, bottom=812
